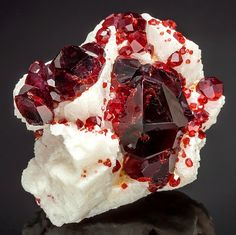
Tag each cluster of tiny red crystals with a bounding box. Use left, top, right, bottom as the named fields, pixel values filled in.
left=178, top=76, right=224, bottom=166
left=102, top=13, right=149, bottom=56
left=161, top=19, right=177, bottom=29
left=173, top=32, right=186, bottom=44
left=98, top=158, right=112, bottom=167
left=75, top=116, right=103, bottom=131
left=50, top=118, right=69, bottom=126
left=148, top=17, right=185, bottom=45
left=103, top=158, right=112, bottom=167
left=101, top=13, right=223, bottom=191
left=183, top=77, right=223, bottom=143
left=81, top=169, right=87, bottom=178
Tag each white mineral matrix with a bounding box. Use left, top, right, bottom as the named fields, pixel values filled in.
left=13, top=13, right=225, bottom=226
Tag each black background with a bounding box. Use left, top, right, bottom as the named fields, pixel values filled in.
left=0, top=0, right=235, bottom=234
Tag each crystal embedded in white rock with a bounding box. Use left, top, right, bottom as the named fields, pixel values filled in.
left=15, top=13, right=225, bottom=226
left=142, top=13, right=183, bottom=63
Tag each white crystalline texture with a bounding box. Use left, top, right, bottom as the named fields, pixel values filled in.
left=14, top=13, right=225, bottom=226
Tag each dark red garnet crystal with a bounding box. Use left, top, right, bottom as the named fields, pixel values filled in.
left=15, top=61, right=54, bottom=125
left=15, top=43, right=105, bottom=126
left=105, top=57, right=193, bottom=189
left=50, top=44, right=104, bottom=100
left=196, top=77, right=223, bottom=101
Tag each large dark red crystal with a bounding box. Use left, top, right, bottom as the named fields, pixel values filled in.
left=15, top=61, right=54, bottom=125
left=15, top=43, right=105, bottom=125
left=51, top=44, right=104, bottom=100
left=106, top=57, right=193, bottom=189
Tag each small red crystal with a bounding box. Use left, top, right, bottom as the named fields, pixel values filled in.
left=103, top=158, right=112, bottom=167
left=185, top=158, right=193, bottom=167
left=198, top=94, right=208, bottom=105
left=169, top=174, right=181, bottom=187
left=76, top=119, right=84, bottom=129
left=85, top=116, right=102, bottom=130
left=173, top=31, right=186, bottom=44
left=148, top=19, right=160, bottom=25
left=121, top=182, right=128, bottom=189
left=182, top=137, right=190, bottom=147
left=167, top=51, right=183, bottom=67
left=162, top=20, right=177, bottom=29
left=198, top=130, right=206, bottom=139
left=96, top=27, right=111, bottom=46
left=196, top=77, right=223, bottom=101
left=127, top=31, right=147, bottom=53
left=112, top=160, right=121, bottom=173
left=103, top=13, right=146, bottom=46
left=119, top=46, right=133, bottom=56
left=34, top=129, right=44, bottom=139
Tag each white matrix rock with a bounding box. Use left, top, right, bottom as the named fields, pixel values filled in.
left=13, top=13, right=225, bottom=226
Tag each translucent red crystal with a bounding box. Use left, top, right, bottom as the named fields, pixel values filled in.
left=127, top=31, right=147, bottom=53
left=15, top=43, right=105, bottom=125
left=15, top=61, right=54, bottom=125
left=106, top=57, right=193, bottom=189
left=169, top=174, right=181, bottom=187
left=185, top=158, right=193, bottom=167
left=119, top=46, right=133, bottom=56
left=51, top=44, right=104, bottom=100
left=196, top=77, right=223, bottom=101
left=96, top=27, right=111, bottom=46
left=173, top=31, right=186, bottom=44
left=85, top=116, right=102, bottom=130
left=102, top=13, right=147, bottom=47
left=162, top=20, right=177, bottom=29
left=112, top=160, right=121, bottom=173
left=167, top=51, right=183, bottom=67
left=148, top=19, right=160, bottom=25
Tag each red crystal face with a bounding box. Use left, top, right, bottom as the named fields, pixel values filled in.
left=196, top=77, right=223, bottom=101
left=15, top=61, right=54, bottom=125
left=105, top=57, right=193, bottom=189
left=102, top=13, right=147, bottom=53
left=15, top=43, right=105, bottom=125
left=51, top=44, right=104, bottom=100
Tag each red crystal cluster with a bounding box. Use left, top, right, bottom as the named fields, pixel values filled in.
left=101, top=13, right=151, bottom=56
left=105, top=57, right=193, bottom=190
left=15, top=12, right=224, bottom=191
left=15, top=43, right=105, bottom=125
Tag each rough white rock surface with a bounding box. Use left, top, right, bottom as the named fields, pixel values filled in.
left=14, top=13, right=225, bottom=226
